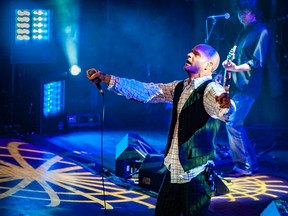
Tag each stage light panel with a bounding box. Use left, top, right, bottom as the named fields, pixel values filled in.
left=15, top=9, right=50, bottom=42
left=43, top=80, right=65, bottom=117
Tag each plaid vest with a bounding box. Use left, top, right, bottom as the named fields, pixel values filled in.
left=165, top=80, right=220, bottom=172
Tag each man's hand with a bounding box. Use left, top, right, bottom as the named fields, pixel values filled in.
left=86, top=68, right=111, bottom=84
left=215, top=93, right=231, bottom=108
left=86, top=68, right=102, bottom=82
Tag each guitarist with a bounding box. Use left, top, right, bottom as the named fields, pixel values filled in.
left=219, top=0, right=271, bottom=177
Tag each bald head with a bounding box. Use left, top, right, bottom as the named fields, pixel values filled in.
left=193, top=44, right=220, bottom=72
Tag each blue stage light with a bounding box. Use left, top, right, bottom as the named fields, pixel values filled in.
left=43, top=80, right=65, bottom=117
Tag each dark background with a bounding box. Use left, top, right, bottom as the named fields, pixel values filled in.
left=0, top=0, right=287, bottom=134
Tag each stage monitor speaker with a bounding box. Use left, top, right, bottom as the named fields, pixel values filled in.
left=138, top=154, right=166, bottom=192
left=115, top=133, right=158, bottom=178
left=261, top=199, right=288, bottom=216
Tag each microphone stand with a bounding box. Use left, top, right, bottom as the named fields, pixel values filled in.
left=205, top=17, right=218, bottom=44
left=98, top=90, right=108, bottom=216
left=99, top=91, right=105, bottom=176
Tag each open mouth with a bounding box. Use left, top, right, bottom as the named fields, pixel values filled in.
left=186, top=60, right=191, bottom=65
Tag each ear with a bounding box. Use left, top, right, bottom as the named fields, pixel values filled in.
left=206, top=62, right=213, bottom=71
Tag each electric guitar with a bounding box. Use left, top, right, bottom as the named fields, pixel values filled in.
left=223, top=45, right=237, bottom=91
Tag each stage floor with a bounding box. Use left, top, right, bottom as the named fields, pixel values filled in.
left=1, top=125, right=288, bottom=216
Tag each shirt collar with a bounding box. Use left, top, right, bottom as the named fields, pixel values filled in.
left=184, top=76, right=212, bottom=89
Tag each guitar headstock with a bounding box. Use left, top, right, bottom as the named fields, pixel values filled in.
left=226, top=45, right=237, bottom=61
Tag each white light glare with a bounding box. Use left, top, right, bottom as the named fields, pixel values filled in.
left=70, top=65, right=81, bottom=76
left=17, top=23, right=30, bottom=28
left=17, top=10, right=30, bottom=16
left=17, top=29, right=30, bottom=34
left=33, top=35, right=44, bottom=40
left=17, top=17, right=30, bottom=22
left=33, top=29, right=47, bottom=33
left=33, top=17, right=47, bottom=21
left=17, top=35, right=30, bottom=40
left=33, top=10, right=47, bottom=16
left=33, top=23, right=46, bottom=27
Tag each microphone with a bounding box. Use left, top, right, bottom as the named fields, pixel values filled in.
left=88, top=69, right=104, bottom=95
left=207, top=13, right=230, bottom=20
left=96, top=83, right=104, bottom=95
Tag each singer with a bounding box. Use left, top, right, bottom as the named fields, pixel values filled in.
left=216, top=0, right=271, bottom=178
left=86, top=43, right=235, bottom=216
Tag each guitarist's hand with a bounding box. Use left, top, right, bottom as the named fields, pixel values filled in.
left=222, top=59, right=236, bottom=72
left=215, top=93, right=231, bottom=108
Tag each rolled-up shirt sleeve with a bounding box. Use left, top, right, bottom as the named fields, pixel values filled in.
left=246, top=28, right=271, bottom=72
left=203, top=82, right=236, bottom=122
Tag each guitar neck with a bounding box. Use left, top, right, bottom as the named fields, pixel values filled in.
left=222, top=45, right=237, bottom=88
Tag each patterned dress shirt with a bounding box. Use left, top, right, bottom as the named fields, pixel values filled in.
left=108, top=75, right=234, bottom=183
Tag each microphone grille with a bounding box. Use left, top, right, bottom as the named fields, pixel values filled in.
left=88, top=69, right=96, bottom=76
left=225, top=13, right=230, bottom=19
